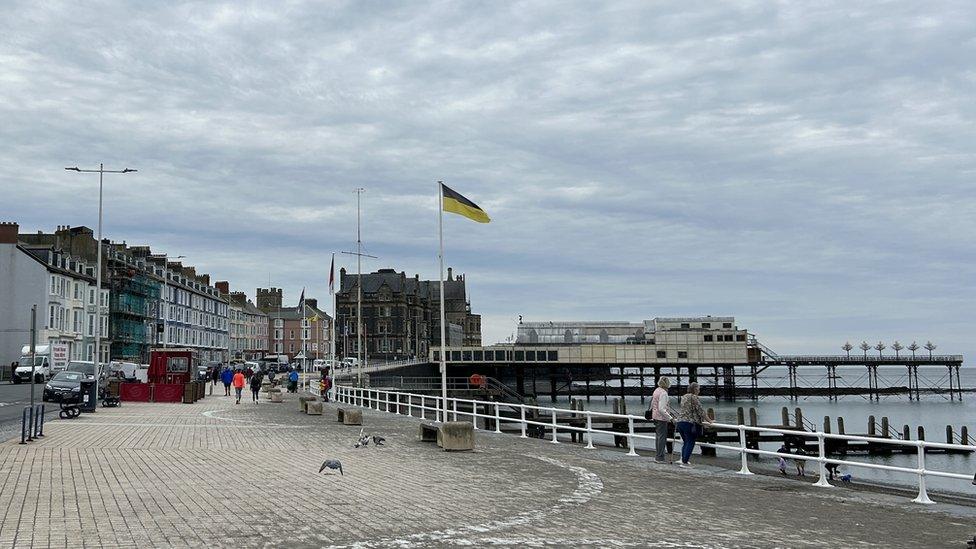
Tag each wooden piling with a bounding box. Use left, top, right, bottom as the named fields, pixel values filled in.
left=946, top=425, right=953, bottom=444
left=639, top=366, right=645, bottom=403
left=962, top=426, right=969, bottom=445
left=823, top=416, right=830, bottom=434
left=868, top=416, right=875, bottom=437
left=881, top=417, right=889, bottom=438
left=749, top=407, right=758, bottom=426
left=781, top=407, right=789, bottom=426
left=736, top=407, right=744, bottom=425
left=837, top=416, right=845, bottom=435
left=903, top=425, right=910, bottom=440
left=794, top=407, right=803, bottom=429
left=917, top=425, right=925, bottom=441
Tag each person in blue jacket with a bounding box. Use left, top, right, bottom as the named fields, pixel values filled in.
left=221, top=367, right=234, bottom=396
left=288, top=368, right=299, bottom=393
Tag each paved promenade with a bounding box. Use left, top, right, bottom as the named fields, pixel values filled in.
left=0, top=390, right=973, bottom=548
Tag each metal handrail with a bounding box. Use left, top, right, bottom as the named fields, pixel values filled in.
left=333, top=384, right=976, bottom=505
left=766, top=355, right=964, bottom=363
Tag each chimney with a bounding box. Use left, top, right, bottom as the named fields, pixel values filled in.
left=306, top=298, right=318, bottom=310
left=215, top=281, right=230, bottom=294
left=447, top=267, right=453, bottom=280
left=0, top=222, right=18, bottom=244
left=201, top=274, right=210, bottom=285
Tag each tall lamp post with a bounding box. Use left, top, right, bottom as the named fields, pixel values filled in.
left=65, top=164, right=137, bottom=383
left=155, top=254, right=184, bottom=348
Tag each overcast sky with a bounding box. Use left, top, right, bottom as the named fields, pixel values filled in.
left=1, top=1, right=973, bottom=359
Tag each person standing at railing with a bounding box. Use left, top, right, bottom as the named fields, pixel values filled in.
left=675, top=382, right=712, bottom=468
left=649, top=377, right=674, bottom=464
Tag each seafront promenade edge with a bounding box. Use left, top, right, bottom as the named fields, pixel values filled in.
left=0, top=390, right=973, bottom=548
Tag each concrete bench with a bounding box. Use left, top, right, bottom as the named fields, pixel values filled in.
left=299, top=395, right=319, bottom=412
left=337, top=407, right=362, bottom=425
left=437, top=421, right=475, bottom=451
left=270, top=392, right=283, bottom=403
left=418, top=422, right=439, bottom=442
left=306, top=401, right=323, bottom=415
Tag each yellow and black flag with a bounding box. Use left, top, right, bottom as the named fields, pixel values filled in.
left=441, top=183, right=490, bottom=223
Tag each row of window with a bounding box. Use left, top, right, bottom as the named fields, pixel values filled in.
left=47, top=303, right=107, bottom=337
left=272, top=328, right=329, bottom=341
left=702, top=334, right=746, bottom=342
left=679, top=322, right=734, bottom=329
left=166, top=326, right=227, bottom=348
left=49, top=275, right=109, bottom=307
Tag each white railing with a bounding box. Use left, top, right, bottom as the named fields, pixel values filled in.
left=333, top=385, right=976, bottom=505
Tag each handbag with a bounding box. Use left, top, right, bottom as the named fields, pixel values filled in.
left=644, top=409, right=653, bottom=421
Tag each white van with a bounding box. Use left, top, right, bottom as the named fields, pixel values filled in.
left=14, top=345, right=52, bottom=383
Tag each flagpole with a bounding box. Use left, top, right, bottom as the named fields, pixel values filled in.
left=438, top=180, right=448, bottom=423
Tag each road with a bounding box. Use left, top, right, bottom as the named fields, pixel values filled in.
left=0, top=381, right=58, bottom=440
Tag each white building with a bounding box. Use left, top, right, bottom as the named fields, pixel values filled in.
left=0, top=223, right=109, bottom=367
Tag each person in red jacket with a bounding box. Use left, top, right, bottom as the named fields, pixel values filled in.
left=232, top=369, right=246, bottom=404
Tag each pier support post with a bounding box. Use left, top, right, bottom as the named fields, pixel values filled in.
left=549, top=367, right=557, bottom=403
left=619, top=366, right=626, bottom=400
left=639, top=366, right=645, bottom=403
left=585, top=369, right=591, bottom=402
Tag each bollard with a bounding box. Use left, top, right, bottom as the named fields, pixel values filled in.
left=38, top=404, right=45, bottom=437
left=26, top=405, right=34, bottom=442
left=33, top=404, right=43, bottom=438
left=20, top=407, right=29, bottom=444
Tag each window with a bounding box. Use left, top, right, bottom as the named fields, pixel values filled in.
left=680, top=323, right=690, bottom=329
left=701, top=322, right=711, bottom=329
left=87, top=314, right=94, bottom=336
left=462, top=351, right=472, bottom=361
left=525, top=350, right=536, bottom=361
left=678, top=351, right=688, bottom=359
left=514, top=350, right=524, bottom=361
left=89, top=289, right=95, bottom=305
left=302, top=329, right=310, bottom=340
left=725, top=334, right=734, bottom=342
left=50, top=275, right=57, bottom=294
left=74, top=282, right=81, bottom=300
left=656, top=350, right=667, bottom=358
left=73, top=310, right=82, bottom=333
left=723, top=323, right=732, bottom=329
left=432, top=350, right=440, bottom=362
left=473, top=350, right=483, bottom=361
left=548, top=351, right=558, bottom=361
left=290, top=330, right=295, bottom=339
left=48, top=304, right=56, bottom=329
left=703, top=335, right=713, bottom=342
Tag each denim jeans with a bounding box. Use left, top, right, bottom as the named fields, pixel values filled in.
left=655, top=420, right=669, bottom=461
left=676, top=421, right=699, bottom=463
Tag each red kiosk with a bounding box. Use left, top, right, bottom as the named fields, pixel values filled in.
left=119, top=348, right=199, bottom=403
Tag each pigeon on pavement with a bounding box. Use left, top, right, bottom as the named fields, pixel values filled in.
left=372, top=435, right=385, bottom=446
left=319, top=459, right=343, bottom=475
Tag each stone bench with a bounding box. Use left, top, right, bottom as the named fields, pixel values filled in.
left=306, top=401, right=323, bottom=415
left=337, top=407, right=362, bottom=425
left=270, top=392, right=283, bottom=403
left=418, top=422, right=439, bottom=443
left=437, top=421, right=475, bottom=451
left=299, top=395, right=319, bottom=412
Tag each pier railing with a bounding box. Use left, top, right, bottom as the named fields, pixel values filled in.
left=333, top=385, right=975, bottom=505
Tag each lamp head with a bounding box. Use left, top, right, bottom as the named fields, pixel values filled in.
left=122, top=168, right=137, bottom=173
left=65, top=167, right=80, bottom=171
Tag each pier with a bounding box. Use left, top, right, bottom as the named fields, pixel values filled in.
left=417, top=344, right=967, bottom=402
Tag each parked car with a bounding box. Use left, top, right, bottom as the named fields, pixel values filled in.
left=42, top=370, right=87, bottom=402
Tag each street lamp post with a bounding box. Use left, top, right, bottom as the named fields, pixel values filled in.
left=65, top=164, right=136, bottom=386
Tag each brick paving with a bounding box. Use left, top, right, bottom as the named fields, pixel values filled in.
left=0, top=388, right=973, bottom=548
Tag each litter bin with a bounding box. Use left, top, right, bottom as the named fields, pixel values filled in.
left=79, top=379, right=97, bottom=412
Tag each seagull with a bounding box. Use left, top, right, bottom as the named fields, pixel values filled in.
left=372, top=435, right=385, bottom=446
left=319, top=459, right=343, bottom=475
left=354, top=429, right=370, bottom=448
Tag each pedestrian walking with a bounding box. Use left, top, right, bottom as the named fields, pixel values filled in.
left=794, top=446, right=808, bottom=476
left=250, top=370, right=263, bottom=403
left=210, top=366, right=220, bottom=395
left=649, top=377, right=673, bottom=463
left=776, top=443, right=790, bottom=475
left=245, top=367, right=253, bottom=382
left=10, top=362, right=17, bottom=384
left=288, top=368, right=299, bottom=394
left=321, top=375, right=332, bottom=402
left=233, top=369, right=246, bottom=404
left=221, top=367, right=234, bottom=396
left=675, top=382, right=712, bottom=468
